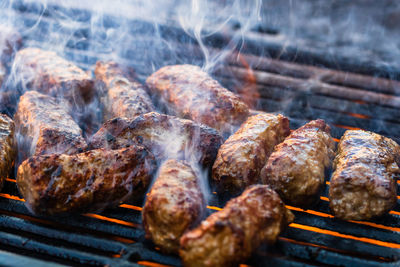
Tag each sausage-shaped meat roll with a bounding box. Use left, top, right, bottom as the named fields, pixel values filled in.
left=13, top=48, right=94, bottom=105
left=179, top=185, right=294, bottom=267
left=261, top=119, right=335, bottom=207
left=0, top=114, right=16, bottom=191
left=143, top=159, right=206, bottom=253
left=89, top=112, right=223, bottom=167
left=94, top=61, right=154, bottom=120
left=14, top=91, right=87, bottom=161
left=17, top=145, right=156, bottom=215
left=212, top=113, right=290, bottom=194
left=146, top=64, right=249, bottom=134
left=329, top=130, right=400, bottom=220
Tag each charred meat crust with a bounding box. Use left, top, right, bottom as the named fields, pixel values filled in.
left=89, top=112, right=223, bottom=167
left=212, top=113, right=290, bottom=195
left=14, top=91, right=87, bottom=160
left=13, top=48, right=94, bottom=105
left=146, top=64, right=249, bottom=134
left=94, top=61, right=137, bottom=87
left=94, top=61, right=154, bottom=120
left=143, top=159, right=206, bottom=253
left=329, top=130, right=400, bottom=221
left=0, top=114, right=16, bottom=191
left=179, top=185, right=294, bottom=267
left=261, top=119, right=336, bottom=207
left=17, top=145, right=156, bottom=215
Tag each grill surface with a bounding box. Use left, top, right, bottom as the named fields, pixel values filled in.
left=1, top=1, right=400, bottom=266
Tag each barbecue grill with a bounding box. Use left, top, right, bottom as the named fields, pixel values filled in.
left=0, top=1, right=400, bottom=266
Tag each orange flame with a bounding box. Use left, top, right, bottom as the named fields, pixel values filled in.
left=235, top=53, right=259, bottom=108
left=2, top=192, right=400, bottom=250
left=332, top=124, right=362, bottom=131
left=290, top=223, right=400, bottom=249
left=83, top=213, right=140, bottom=228
left=136, top=261, right=171, bottom=267
left=119, top=204, right=142, bottom=211
left=344, top=112, right=371, bottom=120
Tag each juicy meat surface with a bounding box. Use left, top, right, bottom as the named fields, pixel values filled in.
left=89, top=112, right=223, bottom=167
left=14, top=91, right=87, bottom=161
left=13, top=48, right=94, bottom=105
left=329, top=130, right=400, bottom=221
left=179, top=185, right=294, bottom=267
left=0, top=114, right=16, bottom=191
left=146, top=64, right=249, bottom=134
left=17, top=145, right=156, bottom=215
left=0, top=25, right=22, bottom=66
left=261, top=119, right=335, bottom=207
left=143, top=159, right=205, bottom=253
left=212, top=113, right=290, bottom=194
left=95, top=61, right=154, bottom=120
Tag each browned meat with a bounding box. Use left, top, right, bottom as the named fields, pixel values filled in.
left=0, top=114, right=16, bottom=191
left=94, top=61, right=154, bottom=120
left=94, top=60, right=137, bottom=87
left=261, top=119, right=336, bottom=207
left=329, top=130, right=400, bottom=221
left=179, top=185, right=294, bottom=267
left=17, top=145, right=156, bottom=215
left=14, top=91, right=87, bottom=161
left=146, top=64, right=249, bottom=134
left=143, top=159, right=205, bottom=253
left=13, top=48, right=94, bottom=105
left=89, top=112, right=223, bottom=167
left=0, top=25, right=22, bottom=66
left=212, top=113, right=290, bottom=194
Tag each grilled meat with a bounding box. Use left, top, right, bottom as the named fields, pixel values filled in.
left=94, top=61, right=154, bottom=120
left=13, top=48, right=94, bottom=105
left=14, top=91, right=87, bottom=161
left=329, top=130, right=400, bottom=220
left=143, top=159, right=206, bottom=253
left=17, top=145, right=156, bottom=215
left=0, top=25, right=22, bottom=66
left=94, top=60, right=135, bottom=86
left=261, top=119, right=335, bottom=207
left=146, top=64, right=249, bottom=134
left=0, top=114, right=16, bottom=191
left=179, top=185, right=294, bottom=267
left=212, top=113, right=290, bottom=194
left=89, top=112, right=223, bottom=167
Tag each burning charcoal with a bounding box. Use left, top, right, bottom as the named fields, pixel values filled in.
left=212, top=113, right=290, bottom=195
left=143, top=159, right=206, bottom=253
left=12, top=48, right=95, bottom=106
left=17, top=145, right=156, bottom=215
left=261, top=119, right=336, bottom=207
left=14, top=91, right=87, bottom=162
left=94, top=61, right=154, bottom=120
left=146, top=64, right=249, bottom=134
left=329, top=130, right=400, bottom=221
left=89, top=112, right=223, bottom=167
left=0, top=114, right=16, bottom=192
left=179, top=185, right=294, bottom=267
left=0, top=25, right=22, bottom=66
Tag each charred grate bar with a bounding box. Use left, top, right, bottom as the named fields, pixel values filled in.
left=0, top=1, right=400, bottom=266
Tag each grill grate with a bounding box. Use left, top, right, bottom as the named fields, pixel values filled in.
left=1, top=1, right=400, bottom=266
